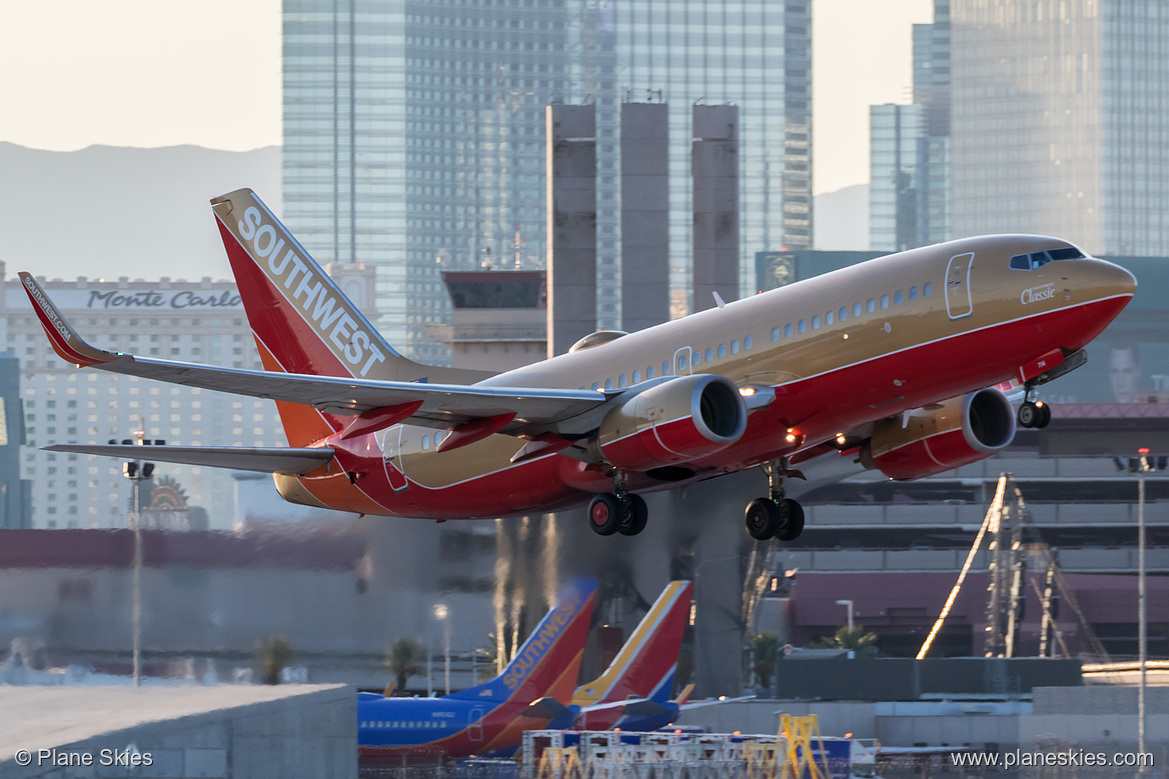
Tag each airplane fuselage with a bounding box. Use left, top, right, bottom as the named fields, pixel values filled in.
left=277, top=234, right=1135, bottom=519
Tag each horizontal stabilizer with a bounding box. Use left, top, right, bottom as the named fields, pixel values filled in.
left=42, top=444, right=334, bottom=475
left=521, top=697, right=574, bottom=720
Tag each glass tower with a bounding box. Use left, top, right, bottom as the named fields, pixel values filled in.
left=283, top=1, right=812, bottom=357
left=951, top=0, right=1169, bottom=256
left=869, top=1, right=950, bottom=252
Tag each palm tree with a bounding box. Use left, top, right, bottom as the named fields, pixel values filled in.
left=809, top=625, right=879, bottom=654
left=752, top=631, right=781, bottom=690
left=385, top=637, right=426, bottom=695
left=258, top=635, right=293, bottom=685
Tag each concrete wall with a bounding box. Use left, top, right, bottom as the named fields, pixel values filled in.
left=676, top=699, right=1029, bottom=746
left=620, top=103, right=669, bottom=333
left=691, top=105, right=739, bottom=314
left=0, top=684, right=355, bottom=779
left=545, top=105, right=597, bottom=357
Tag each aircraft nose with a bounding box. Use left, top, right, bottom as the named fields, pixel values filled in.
left=1093, top=259, right=1138, bottom=297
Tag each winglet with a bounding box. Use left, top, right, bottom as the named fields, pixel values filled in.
left=18, top=272, right=119, bottom=367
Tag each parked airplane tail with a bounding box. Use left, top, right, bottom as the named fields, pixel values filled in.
left=448, top=579, right=597, bottom=708
left=575, top=580, right=693, bottom=708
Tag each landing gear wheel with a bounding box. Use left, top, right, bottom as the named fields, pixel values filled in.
left=1018, top=401, right=1051, bottom=429
left=774, top=498, right=805, bottom=541
left=617, top=494, right=648, bottom=536
left=589, top=493, right=622, bottom=536
left=745, top=498, right=781, bottom=540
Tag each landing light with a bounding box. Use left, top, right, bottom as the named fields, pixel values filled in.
left=739, top=387, right=757, bottom=397
left=836, top=434, right=847, bottom=445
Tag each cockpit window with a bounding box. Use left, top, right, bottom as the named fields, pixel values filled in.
left=1047, top=246, right=1085, bottom=260
left=1009, top=246, right=1086, bottom=271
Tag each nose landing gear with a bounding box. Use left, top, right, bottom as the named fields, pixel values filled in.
left=1017, top=385, right=1052, bottom=429
left=744, top=458, right=806, bottom=541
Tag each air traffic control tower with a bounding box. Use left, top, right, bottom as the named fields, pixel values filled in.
left=426, top=269, right=547, bottom=373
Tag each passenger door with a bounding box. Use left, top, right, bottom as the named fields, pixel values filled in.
left=945, top=252, right=974, bottom=320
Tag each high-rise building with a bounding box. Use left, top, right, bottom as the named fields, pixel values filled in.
left=869, top=103, right=925, bottom=252
left=869, top=1, right=950, bottom=251
left=2, top=264, right=376, bottom=530
left=282, top=1, right=812, bottom=356
left=950, top=0, right=1169, bottom=255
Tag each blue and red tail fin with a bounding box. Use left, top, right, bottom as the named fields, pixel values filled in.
left=573, top=581, right=693, bottom=708
left=447, top=579, right=597, bottom=707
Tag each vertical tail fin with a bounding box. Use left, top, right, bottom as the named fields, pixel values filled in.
left=573, top=581, right=693, bottom=707
left=211, top=189, right=432, bottom=445
left=447, top=579, right=597, bottom=706
left=211, top=189, right=409, bottom=381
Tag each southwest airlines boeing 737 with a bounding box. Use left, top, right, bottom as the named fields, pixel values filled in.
left=22, top=188, right=1136, bottom=540
left=358, top=579, right=595, bottom=762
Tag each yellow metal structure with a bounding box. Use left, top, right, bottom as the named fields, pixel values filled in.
left=535, top=746, right=585, bottom=779
left=777, top=714, right=830, bottom=779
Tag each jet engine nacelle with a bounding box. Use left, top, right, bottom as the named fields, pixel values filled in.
left=594, top=374, right=747, bottom=471
left=860, top=387, right=1016, bottom=481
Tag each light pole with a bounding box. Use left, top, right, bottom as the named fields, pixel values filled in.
left=835, top=599, right=854, bottom=632
left=1137, top=449, right=1149, bottom=770
left=434, top=603, right=451, bottom=695
left=120, top=426, right=155, bottom=687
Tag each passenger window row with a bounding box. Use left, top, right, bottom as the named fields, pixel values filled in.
left=361, top=720, right=451, bottom=730
left=586, top=335, right=756, bottom=391
left=771, top=283, right=934, bottom=341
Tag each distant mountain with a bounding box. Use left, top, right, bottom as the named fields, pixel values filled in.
left=0, top=143, right=280, bottom=282
left=1, top=143, right=868, bottom=280
left=814, top=183, right=869, bottom=251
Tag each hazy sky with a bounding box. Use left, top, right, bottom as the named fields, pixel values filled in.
left=0, top=0, right=930, bottom=196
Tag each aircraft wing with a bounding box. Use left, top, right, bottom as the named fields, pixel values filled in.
left=19, top=272, right=606, bottom=434
left=606, top=698, right=672, bottom=718
left=41, top=444, right=334, bottom=475
left=680, top=694, right=756, bottom=710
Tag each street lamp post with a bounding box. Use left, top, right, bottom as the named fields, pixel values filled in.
left=434, top=603, right=451, bottom=696
left=120, top=427, right=155, bottom=687
left=1137, top=449, right=1149, bottom=770
left=835, top=599, right=854, bottom=632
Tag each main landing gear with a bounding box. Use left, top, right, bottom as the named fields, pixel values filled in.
left=744, top=458, right=805, bottom=541
left=1017, top=384, right=1052, bottom=429
left=588, top=475, right=648, bottom=537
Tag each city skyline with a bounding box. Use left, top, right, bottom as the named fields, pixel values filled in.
left=0, top=0, right=930, bottom=197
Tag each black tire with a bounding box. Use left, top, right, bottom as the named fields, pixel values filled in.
left=589, top=493, right=622, bottom=536
left=618, top=494, right=649, bottom=536
left=1037, top=402, right=1052, bottom=429
left=775, top=498, right=805, bottom=541
left=744, top=498, right=780, bottom=540
left=1017, top=401, right=1040, bottom=428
